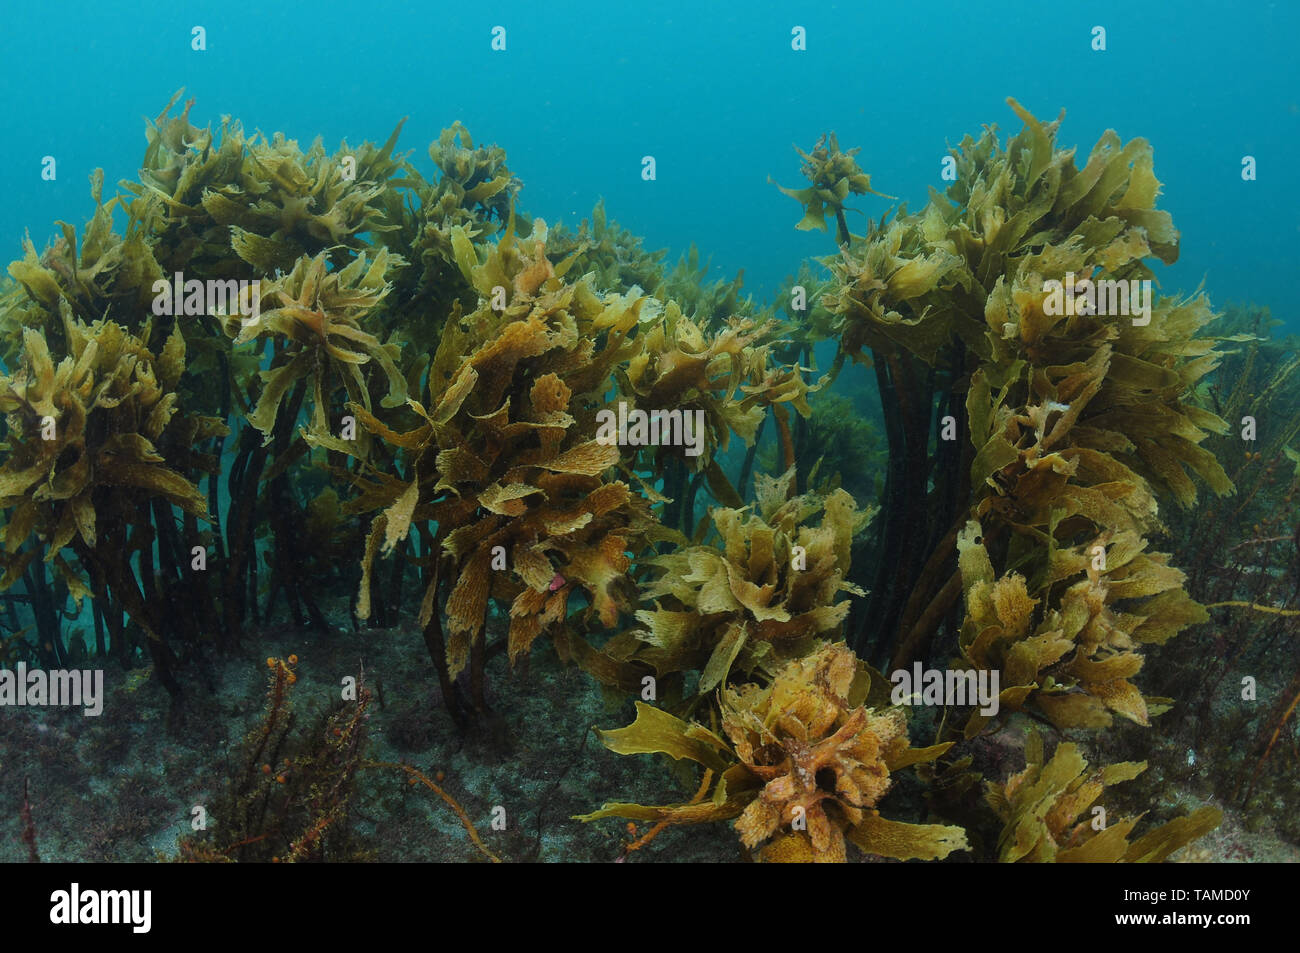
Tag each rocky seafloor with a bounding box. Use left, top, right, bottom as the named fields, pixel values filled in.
left=1, top=593, right=1294, bottom=864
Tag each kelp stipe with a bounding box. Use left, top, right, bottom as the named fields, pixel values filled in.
left=0, top=93, right=1251, bottom=863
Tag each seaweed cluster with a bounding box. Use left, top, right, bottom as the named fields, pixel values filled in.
left=174, top=656, right=372, bottom=862
left=575, top=99, right=1240, bottom=861
left=987, top=728, right=1220, bottom=862
left=580, top=641, right=964, bottom=863
left=1, top=91, right=1280, bottom=862
left=1147, top=304, right=1300, bottom=836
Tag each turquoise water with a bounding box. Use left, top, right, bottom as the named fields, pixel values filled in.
left=2, top=0, right=1296, bottom=319
left=0, top=0, right=1297, bottom=870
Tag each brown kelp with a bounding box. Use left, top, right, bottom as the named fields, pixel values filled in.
left=1, top=93, right=416, bottom=675
left=617, top=95, right=1230, bottom=859
left=580, top=641, right=965, bottom=863
left=1154, top=303, right=1300, bottom=834
left=0, top=91, right=1251, bottom=864
left=986, top=728, right=1221, bottom=862
left=617, top=468, right=872, bottom=700
left=805, top=101, right=1230, bottom=695
left=324, top=220, right=667, bottom=720
left=0, top=304, right=224, bottom=689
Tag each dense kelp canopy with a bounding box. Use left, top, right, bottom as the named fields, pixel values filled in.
left=4, top=92, right=1295, bottom=863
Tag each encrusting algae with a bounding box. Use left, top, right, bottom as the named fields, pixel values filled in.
left=3, top=89, right=1282, bottom=862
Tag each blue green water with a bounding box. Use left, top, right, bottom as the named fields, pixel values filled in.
left=2, top=0, right=1296, bottom=323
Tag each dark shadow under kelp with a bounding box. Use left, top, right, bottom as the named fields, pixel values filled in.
left=1150, top=304, right=1300, bottom=839
left=1, top=91, right=1290, bottom=862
